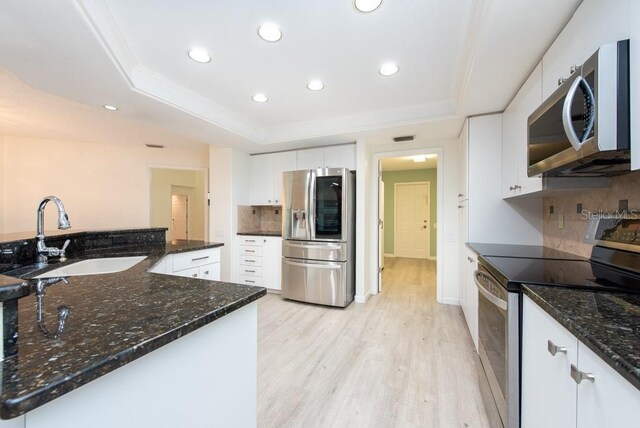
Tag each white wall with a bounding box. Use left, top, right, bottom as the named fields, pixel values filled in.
left=357, top=137, right=460, bottom=305
left=209, top=147, right=250, bottom=282
left=0, top=136, right=208, bottom=234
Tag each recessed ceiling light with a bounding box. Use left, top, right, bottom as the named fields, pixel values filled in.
left=379, top=62, right=399, bottom=76
left=252, top=93, right=268, bottom=103
left=307, top=80, right=324, bottom=91
left=103, top=105, right=118, bottom=111
left=187, top=48, right=211, bottom=63
left=258, top=23, right=282, bottom=42
left=354, top=0, right=383, bottom=13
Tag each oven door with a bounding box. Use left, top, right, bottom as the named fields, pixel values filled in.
left=475, top=267, right=519, bottom=428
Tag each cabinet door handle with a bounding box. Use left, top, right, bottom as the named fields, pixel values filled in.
left=510, top=186, right=515, bottom=191
left=547, top=340, right=567, bottom=356
left=203, top=271, right=209, bottom=275
left=570, top=364, right=595, bottom=384
left=192, top=273, right=198, bottom=278
left=191, top=256, right=210, bottom=261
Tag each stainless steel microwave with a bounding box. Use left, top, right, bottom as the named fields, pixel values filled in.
left=527, top=39, right=630, bottom=177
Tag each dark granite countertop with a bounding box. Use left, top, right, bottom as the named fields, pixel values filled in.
left=523, top=284, right=640, bottom=391
left=0, top=239, right=266, bottom=419
left=237, top=231, right=282, bottom=237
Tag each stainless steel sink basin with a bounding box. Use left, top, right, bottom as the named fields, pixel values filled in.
left=33, top=256, right=147, bottom=278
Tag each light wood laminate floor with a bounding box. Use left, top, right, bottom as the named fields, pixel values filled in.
left=257, top=257, right=501, bottom=427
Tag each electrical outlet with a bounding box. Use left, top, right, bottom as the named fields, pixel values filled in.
left=558, top=213, right=564, bottom=229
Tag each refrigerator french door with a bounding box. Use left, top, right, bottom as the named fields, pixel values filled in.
left=282, top=168, right=355, bottom=307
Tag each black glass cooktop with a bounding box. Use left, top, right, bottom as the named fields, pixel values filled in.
left=468, top=243, right=586, bottom=260
left=482, top=255, right=640, bottom=293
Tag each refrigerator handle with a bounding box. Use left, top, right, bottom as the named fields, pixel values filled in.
left=308, top=170, right=316, bottom=240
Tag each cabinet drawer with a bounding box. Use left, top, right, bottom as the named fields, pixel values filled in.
left=239, top=237, right=263, bottom=247
left=172, top=248, right=220, bottom=272
left=239, top=275, right=263, bottom=286
left=239, top=266, right=263, bottom=277
left=240, top=255, right=263, bottom=266
left=172, top=266, right=200, bottom=279
left=240, top=246, right=263, bottom=257
left=199, top=263, right=220, bottom=281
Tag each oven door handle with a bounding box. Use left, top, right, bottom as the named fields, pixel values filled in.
left=474, top=270, right=508, bottom=311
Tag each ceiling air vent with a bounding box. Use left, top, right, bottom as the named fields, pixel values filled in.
left=393, top=135, right=414, bottom=143
left=145, top=144, right=165, bottom=149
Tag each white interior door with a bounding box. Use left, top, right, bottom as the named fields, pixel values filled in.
left=172, top=194, right=189, bottom=240
left=394, top=182, right=429, bottom=259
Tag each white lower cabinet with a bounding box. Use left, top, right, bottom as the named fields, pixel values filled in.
left=522, top=295, right=640, bottom=428
left=238, top=236, right=282, bottom=290
left=149, top=247, right=221, bottom=281
left=460, top=247, right=478, bottom=351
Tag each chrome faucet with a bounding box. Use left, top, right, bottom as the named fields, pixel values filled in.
left=35, top=196, right=71, bottom=266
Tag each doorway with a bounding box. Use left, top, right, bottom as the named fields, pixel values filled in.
left=375, top=153, right=439, bottom=294
left=149, top=167, right=207, bottom=242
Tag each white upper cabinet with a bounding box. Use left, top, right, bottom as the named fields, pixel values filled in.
left=323, top=145, right=356, bottom=170
left=250, top=154, right=274, bottom=206
left=250, top=152, right=296, bottom=205
left=459, top=120, right=469, bottom=202
left=271, top=151, right=297, bottom=205
left=296, top=147, right=325, bottom=170
left=296, top=145, right=356, bottom=170
left=542, top=0, right=630, bottom=100
left=502, top=62, right=543, bottom=199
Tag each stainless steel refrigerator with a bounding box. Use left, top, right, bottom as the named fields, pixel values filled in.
left=281, top=168, right=356, bottom=307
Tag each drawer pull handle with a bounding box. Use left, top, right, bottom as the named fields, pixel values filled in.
left=246, top=250, right=255, bottom=253
left=191, top=256, right=210, bottom=261
left=246, top=240, right=255, bottom=242
left=547, top=340, right=567, bottom=357
left=570, top=364, right=595, bottom=384
left=245, top=279, right=255, bottom=283
left=246, top=259, right=255, bottom=262
left=245, top=270, right=255, bottom=273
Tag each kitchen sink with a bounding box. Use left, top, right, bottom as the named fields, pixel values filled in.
left=33, top=256, right=147, bottom=278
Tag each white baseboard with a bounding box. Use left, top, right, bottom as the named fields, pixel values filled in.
left=354, top=293, right=370, bottom=304
left=441, top=297, right=460, bottom=306
left=384, top=253, right=395, bottom=258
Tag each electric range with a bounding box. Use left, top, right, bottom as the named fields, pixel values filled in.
left=473, top=216, right=640, bottom=428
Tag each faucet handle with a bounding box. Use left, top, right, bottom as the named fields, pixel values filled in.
left=59, top=239, right=71, bottom=260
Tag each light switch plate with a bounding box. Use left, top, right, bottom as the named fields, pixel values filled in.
left=558, top=214, right=564, bottom=229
